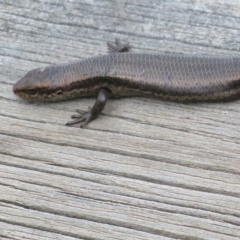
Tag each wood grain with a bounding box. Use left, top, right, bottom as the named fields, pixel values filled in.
left=0, top=0, right=240, bottom=239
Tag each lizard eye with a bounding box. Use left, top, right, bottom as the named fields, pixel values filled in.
left=26, top=89, right=38, bottom=95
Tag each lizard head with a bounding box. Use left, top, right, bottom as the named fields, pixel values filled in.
left=13, top=67, right=64, bottom=101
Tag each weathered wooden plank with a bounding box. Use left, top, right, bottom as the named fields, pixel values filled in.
left=0, top=0, right=240, bottom=239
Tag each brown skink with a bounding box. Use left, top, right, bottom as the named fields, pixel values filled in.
left=13, top=39, right=240, bottom=127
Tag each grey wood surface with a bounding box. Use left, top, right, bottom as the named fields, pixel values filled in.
left=0, top=0, right=240, bottom=239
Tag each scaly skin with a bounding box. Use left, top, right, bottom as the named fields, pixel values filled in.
left=13, top=39, right=240, bottom=127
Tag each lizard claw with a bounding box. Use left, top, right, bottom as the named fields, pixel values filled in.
left=66, top=109, right=92, bottom=128
left=107, top=38, right=131, bottom=53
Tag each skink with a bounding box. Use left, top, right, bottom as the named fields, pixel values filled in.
left=13, top=39, right=240, bottom=127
